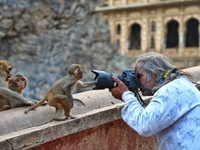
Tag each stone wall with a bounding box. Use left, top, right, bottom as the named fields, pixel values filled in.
left=1, top=66, right=200, bottom=150
left=0, top=0, right=131, bottom=100
left=0, top=90, right=158, bottom=150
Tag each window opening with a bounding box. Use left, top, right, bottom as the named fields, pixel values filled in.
left=185, top=18, right=199, bottom=47
left=166, top=20, right=179, bottom=48
left=128, top=23, right=141, bottom=50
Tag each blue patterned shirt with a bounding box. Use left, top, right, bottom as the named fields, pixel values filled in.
left=121, top=76, right=200, bottom=150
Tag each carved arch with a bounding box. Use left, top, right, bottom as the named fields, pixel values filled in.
left=149, top=20, right=156, bottom=49
left=185, top=17, right=199, bottom=47
left=184, top=15, right=200, bottom=25
left=127, top=22, right=141, bottom=50
left=165, top=19, right=179, bottom=48
left=164, top=17, right=180, bottom=33
left=126, top=20, right=142, bottom=39
left=115, top=23, right=121, bottom=35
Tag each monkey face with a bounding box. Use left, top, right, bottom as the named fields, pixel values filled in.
left=0, top=60, right=12, bottom=81
left=6, top=66, right=12, bottom=80
left=15, top=78, right=26, bottom=91
left=74, top=68, right=83, bottom=80
left=8, top=74, right=27, bottom=94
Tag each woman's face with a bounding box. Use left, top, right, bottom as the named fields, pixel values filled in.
left=135, top=61, right=157, bottom=96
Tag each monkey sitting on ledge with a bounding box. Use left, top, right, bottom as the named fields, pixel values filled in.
left=0, top=60, right=34, bottom=111
left=25, top=64, right=97, bottom=121
left=8, top=74, right=27, bottom=95
left=8, top=73, right=42, bottom=108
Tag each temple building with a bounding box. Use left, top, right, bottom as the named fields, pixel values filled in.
left=95, top=0, right=200, bottom=68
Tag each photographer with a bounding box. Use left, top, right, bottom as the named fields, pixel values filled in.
left=109, top=52, right=200, bottom=150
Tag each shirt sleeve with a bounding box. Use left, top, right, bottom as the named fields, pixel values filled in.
left=121, top=79, right=198, bottom=137
left=121, top=91, right=153, bottom=136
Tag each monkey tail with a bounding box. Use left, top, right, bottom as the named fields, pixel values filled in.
left=24, top=98, right=47, bottom=114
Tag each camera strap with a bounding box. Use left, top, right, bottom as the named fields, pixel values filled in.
left=134, top=90, right=146, bottom=107
left=159, top=68, right=179, bottom=84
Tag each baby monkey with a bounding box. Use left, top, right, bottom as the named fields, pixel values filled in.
left=0, top=60, right=34, bottom=111
left=8, top=73, right=27, bottom=95
left=25, top=64, right=97, bottom=121
left=8, top=73, right=39, bottom=108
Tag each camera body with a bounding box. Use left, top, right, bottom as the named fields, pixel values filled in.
left=92, top=69, right=140, bottom=90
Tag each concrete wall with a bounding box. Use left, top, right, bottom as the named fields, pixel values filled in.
left=30, top=120, right=157, bottom=150
left=0, top=66, right=200, bottom=150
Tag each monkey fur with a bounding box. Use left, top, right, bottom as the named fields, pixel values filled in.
left=8, top=73, right=40, bottom=108
left=8, top=73, right=28, bottom=95
left=0, top=60, right=34, bottom=111
left=25, top=64, right=97, bottom=121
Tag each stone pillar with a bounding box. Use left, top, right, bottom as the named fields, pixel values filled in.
left=122, top=0, right=127, bottom=5
left=120, top=12, right=127, bottom=55
left=178, top=15, right=184, bottom=55
left=141, top=10, right=148, bottom=52
left=109, top=14, right=115, bottom=43
left=109, top=0, right=113, bottom=6
left=161, top=35, right=166, bottom=54
left=156, top=9, right=163, bottom=53
left=178, top=32, right=184, bottom=55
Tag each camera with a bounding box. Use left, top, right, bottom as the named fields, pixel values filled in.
left=91, top=69, right=140, bottom=90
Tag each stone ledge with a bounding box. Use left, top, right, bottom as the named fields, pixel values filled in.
left=0, top=106, right=55, bottom=135
left=0, top=89, right=123, bottom=149
left=0, top=90, right=121, bottom=136
left=0, top=103, right=124, bottom=150
left=0, top=66, right=200, bottom=149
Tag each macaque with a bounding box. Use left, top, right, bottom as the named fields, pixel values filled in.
left=0, top=60, right=34, bottom=111
left=25, top=64, right=97, bottom=121
left=8, top=73, right=28, bottom=95
left=8, top=73, right=38, bottom=108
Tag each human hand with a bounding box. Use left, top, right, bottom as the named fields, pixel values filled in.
left=109, top=75, right=129, bottom=100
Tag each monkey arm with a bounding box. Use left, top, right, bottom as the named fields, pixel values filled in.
left=62, top=78, right=76, bottom=93
left=62, top=79, right=76, bottom=108
left=0, top=87, right=34, bottom=105
left=76, top=80, right=97, bottom=89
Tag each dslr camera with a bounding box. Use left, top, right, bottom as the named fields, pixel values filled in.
left=91, top=69, right=140, bottom=90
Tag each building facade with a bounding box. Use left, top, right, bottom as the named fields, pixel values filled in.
left=96, top=0, right=200, bottom=68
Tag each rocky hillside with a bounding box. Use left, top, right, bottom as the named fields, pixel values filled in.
left=0, top=0, right=131, bottom=100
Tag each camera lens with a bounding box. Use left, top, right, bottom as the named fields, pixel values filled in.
left=92, top=70, right=116, bottom=89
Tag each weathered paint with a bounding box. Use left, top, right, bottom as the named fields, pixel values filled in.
left=31, top=119, right=157, bottom=150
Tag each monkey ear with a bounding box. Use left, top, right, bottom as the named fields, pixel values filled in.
left=8, top=79, right=12, bottom=85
